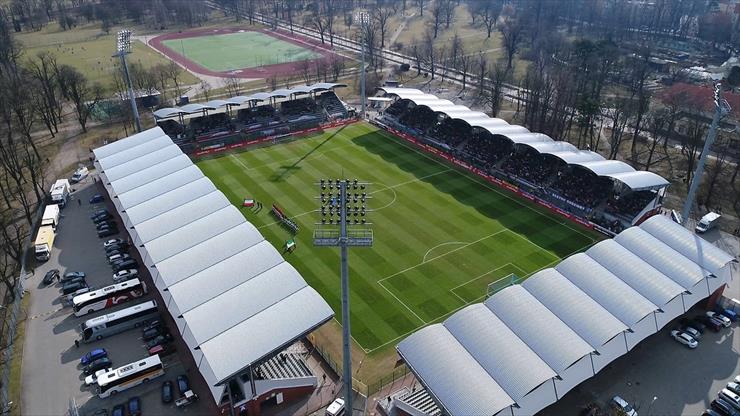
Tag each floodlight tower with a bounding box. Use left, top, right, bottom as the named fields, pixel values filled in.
left=356, top=11, right=369, bottom=119
left=114, top=29, right=142, bottom=133
left=314, top=179, right=373, bottom=416
left=680, top=83, right=731, bottom=228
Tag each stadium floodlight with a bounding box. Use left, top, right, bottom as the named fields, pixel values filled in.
left=113, top=29, right=142, bottom=133
left=314, top=179, right=373, bottom=416
left=680, top=82, right=730, bottom=228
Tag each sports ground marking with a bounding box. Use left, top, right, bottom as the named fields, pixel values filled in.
left=422, top=241, right=468, bottom=263
left=381, top=131, right=600, bottom=244
left=363, top=242, right=596, bottom=354
left=255, top=169, right=451, bottom=229
left=448, top=262, right=530, bottom=302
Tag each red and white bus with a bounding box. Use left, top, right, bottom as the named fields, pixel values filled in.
left=73, top=278, right=147, bottom=317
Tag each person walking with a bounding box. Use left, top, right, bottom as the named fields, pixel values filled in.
left=77, top=198, right=81, bottom=207
left=74, top=339, right=79, bottom=348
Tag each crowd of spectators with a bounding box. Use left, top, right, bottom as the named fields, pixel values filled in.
left=385, top=100, right=413, bottom=117
left=501, top=149, right=557, bottom=184
left=399, top=106, right=437, bottom=133
left=237, top=105, right=277, bottom=125
left=281, top=98, right=320, bottom=118
left=461, top=131, right=512, bottom=170
left=190, top=112, right=233, bottom=136
left=605, top=190, right=657, bottom=218
left=316, top=92, right=347, bottom=118
left=430, top=118, right=469, bottom=148
left=549, top=168, right=611, bottom=209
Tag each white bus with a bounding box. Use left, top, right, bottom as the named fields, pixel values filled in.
left=73, top=278, right=148, bottom=317
left=81, top=300, right=159, bottom=343
left=97, top=355, right=165, bottom=398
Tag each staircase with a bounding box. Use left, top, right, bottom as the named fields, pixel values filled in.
left=258, top=353, right=313, bottom=380
left=395, top=387, right=442, bottom=416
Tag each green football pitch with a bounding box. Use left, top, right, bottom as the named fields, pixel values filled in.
left=197, top=122, right=599, bottom=352
left=161, top=31, right=322, bottom=72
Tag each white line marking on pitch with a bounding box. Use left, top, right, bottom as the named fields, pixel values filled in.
left=422, top=241, right=467, bottom=263
left=377, top=280, right=426, bottom=324
left=230, top=153, right=250, bottom=170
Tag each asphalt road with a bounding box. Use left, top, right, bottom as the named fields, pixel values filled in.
left=20, top=178, right=210, bottom=416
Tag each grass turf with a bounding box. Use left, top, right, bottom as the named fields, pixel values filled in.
left=197, top=122, right=599, bottom=352
left=162, top=31, right=323, bottom=72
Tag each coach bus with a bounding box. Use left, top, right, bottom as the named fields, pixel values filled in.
left=73, top=278, right=148, bottom=317
left=97, top=355, right=164, bottom=398
left=81, top=300, right=159, bottom=343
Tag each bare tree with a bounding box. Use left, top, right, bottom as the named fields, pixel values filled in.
left=374, top=6, right=394, bottom=48
left=431, top=1, right=443, bottom=38
left=482, top=1, right=502, bottom=39
left=481, top=63, right=509, bottom=117
left=55, top=65, right=103, bottom=133
left=416, top=0, right=425, bottom=16
left=297, top=59, right=312, bottom=83
left=423, top=29, right=437, bottom=79
left=164, top=61, right=184, bottom=98
left=499, top=16, right=523, bottom=69
left=458, top=53, right=472, bottom=90
left=199, top=79, right=212, bottom=101
left=329, top=54, right=345, bottom=80
left=442, top=0, right=455, bottom=29
left=407, top=37, right=423, bottom=76
left=224, top=75, right=241, bottom=96
left=26, top=51, right=62, bottom=136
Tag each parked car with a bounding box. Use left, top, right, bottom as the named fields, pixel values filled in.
left=718, top=308, right=737, bottom=322
left=103, top=238, right=124, bottom=248
left=84, top=357, right=113, bottom=375
left=105, top=249, right=128, bottom=259
left=90, top=209, right=108, bottom=219
left=670, top=330, right=698, bottom=349
left=162, top=380, right=174, bottom=403
left=96, top=221, right=117, bottom=231
left=176, top=374, right=190, bottom=396
left=703, top=409, right=725, bottom=416
left=84, top=367, right=112, bottom=386
left=107, top=254, right=132, bottom=264
left=148, top=343, right=176, bottom=357
left=143, top=319, right=162, bottom=332
left=128, top=396, right=141, bottom=416
left=105, top=244, right=128, bottom=254
left=610, top=396, right=638, bottom=416
left=88, top=408, right=109, bottom=416
left=43, top=269, right=60, bottom=285
left=63, top=271, right=86, bottom=281
left=706, top=311, right=732, bottom=328
left=111, top=404, right=125, bottom=416
left=697, top=315, right=723, bottom=332
left=146, top=334, right=172, bottom=349
left=719, top=389, right=740, bottom=410
left=728, top=382, right=740, bottom=396
left=62, top=276, right=86, bottom=287
left=98, top=228, right=119, bottom=238
left=113, top=259, right=138, bottom=273
left=92, top=213, right=112, bottom=224
left=111, top=257, right=135, bottom=270
left=89, top=194, right=105, bottom=204
left=62, top=281, right=88, bottom=295
left=712, top=398, right=737, bottom=416
left=80, top=348, right=107, bottom=365
left=679, top=326, right=702, bottom=339
left=113, top=269, right=138, bottom=283
left=143, top=326, right=166, bottom=342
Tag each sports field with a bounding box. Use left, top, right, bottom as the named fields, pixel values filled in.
left=161, top=31, right=322, bottom=72
left=197, top=122, right=599, bottom=352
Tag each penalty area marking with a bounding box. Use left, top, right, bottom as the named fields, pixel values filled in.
left=422, top=241, right=468, bottom=263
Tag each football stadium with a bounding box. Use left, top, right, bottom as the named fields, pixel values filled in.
left=90, top=84, right=737, bottom=416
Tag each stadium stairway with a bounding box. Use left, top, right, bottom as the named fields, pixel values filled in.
left=258, top=352, right=314, bottom=380
left=394, top=387, right=442, bottom=416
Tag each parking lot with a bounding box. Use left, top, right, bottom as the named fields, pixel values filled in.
left=541, top=303, right=739, bottom=415
left=21, top=177, right=212, bottom=415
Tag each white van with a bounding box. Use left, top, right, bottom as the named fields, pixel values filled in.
left=695, top=212, right=721, bottom=233
left=326, top=398, right=345, bottom=416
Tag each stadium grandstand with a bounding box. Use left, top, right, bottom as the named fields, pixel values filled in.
left=93, top=127, right=335, bottom=415
left=395, top=215, right=736, bottom=416
left=375, top=88, right=670, bottom=234
left=152, top=83, right=350, bottom=155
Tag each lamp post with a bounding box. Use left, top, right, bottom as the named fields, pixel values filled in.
left=355, top=11, right=369, bottom=119
left=681, top=82, right=730, bottom=228
left=314, top=179, right=373, bottom=416
left=113, top=29, right=142, bottom=133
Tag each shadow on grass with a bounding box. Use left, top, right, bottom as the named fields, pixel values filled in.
left=270, top=126, right=349, bottom=182
left=351, top=130, right=600, bottom=258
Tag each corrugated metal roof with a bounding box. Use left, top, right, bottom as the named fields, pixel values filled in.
left=614, top=227, right=710, bottom=289
left=639, top=215, right=736, bottom=273
left=555, top=253, right=658, bottom=325
left=444, top=304, right=557, bottom=400
left=116, top=166, right=205, bottom=211
left=522, top=269, right=628, bottom=347
left=166, top=241, right=284, bottom=314
left=109, top=155, right=192, bottom=195
left=133, top=191, right=230, bottom=244
left=124, top=178, right=216, bottom=226
left=183, top=262, right=307, bottom=345
left=93, top=127, right=167, bottom=159
left=156, top=223, right=264, bottom=288
left=198, top=287, right=333, bottom=383
left=397, top=324, right=515, bottom=416
left=586, top=240, right=686, bottom=306
left=484, top=285, right=594, bottom=373
left=144, top=206, right=246, bottom=264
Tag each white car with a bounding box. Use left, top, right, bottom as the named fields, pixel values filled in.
left=103, top=238, right=125, bottom=249
left=680, top=326, right=702, bottom=339
left=727, top=382, right=740, bottom=396
left=706, top=311, right=732, bottom=327
left=670, top=330, right=698, bottom=349
left=112, top=269, right=138, bottom=283
left=611, top=396, right=638, bottom=416
left=84, top=367, right=111, bottom=386
left=107, top=253, right=131, bottom=264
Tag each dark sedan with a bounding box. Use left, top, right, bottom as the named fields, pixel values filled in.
left=43, top=269, right=60, bottom=285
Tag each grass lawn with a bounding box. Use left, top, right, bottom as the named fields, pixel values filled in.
left=16, top=23, right=198, bottom=91
left=197, top=122, right=599, bottom=356
left=162, top=31, right=323, bottom=72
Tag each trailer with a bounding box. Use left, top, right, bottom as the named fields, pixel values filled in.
left=41, top=204, right=60, bottom=230
left=50, top=179, right=71, bottom=208
left=34, top=225, right=56, bottom=261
